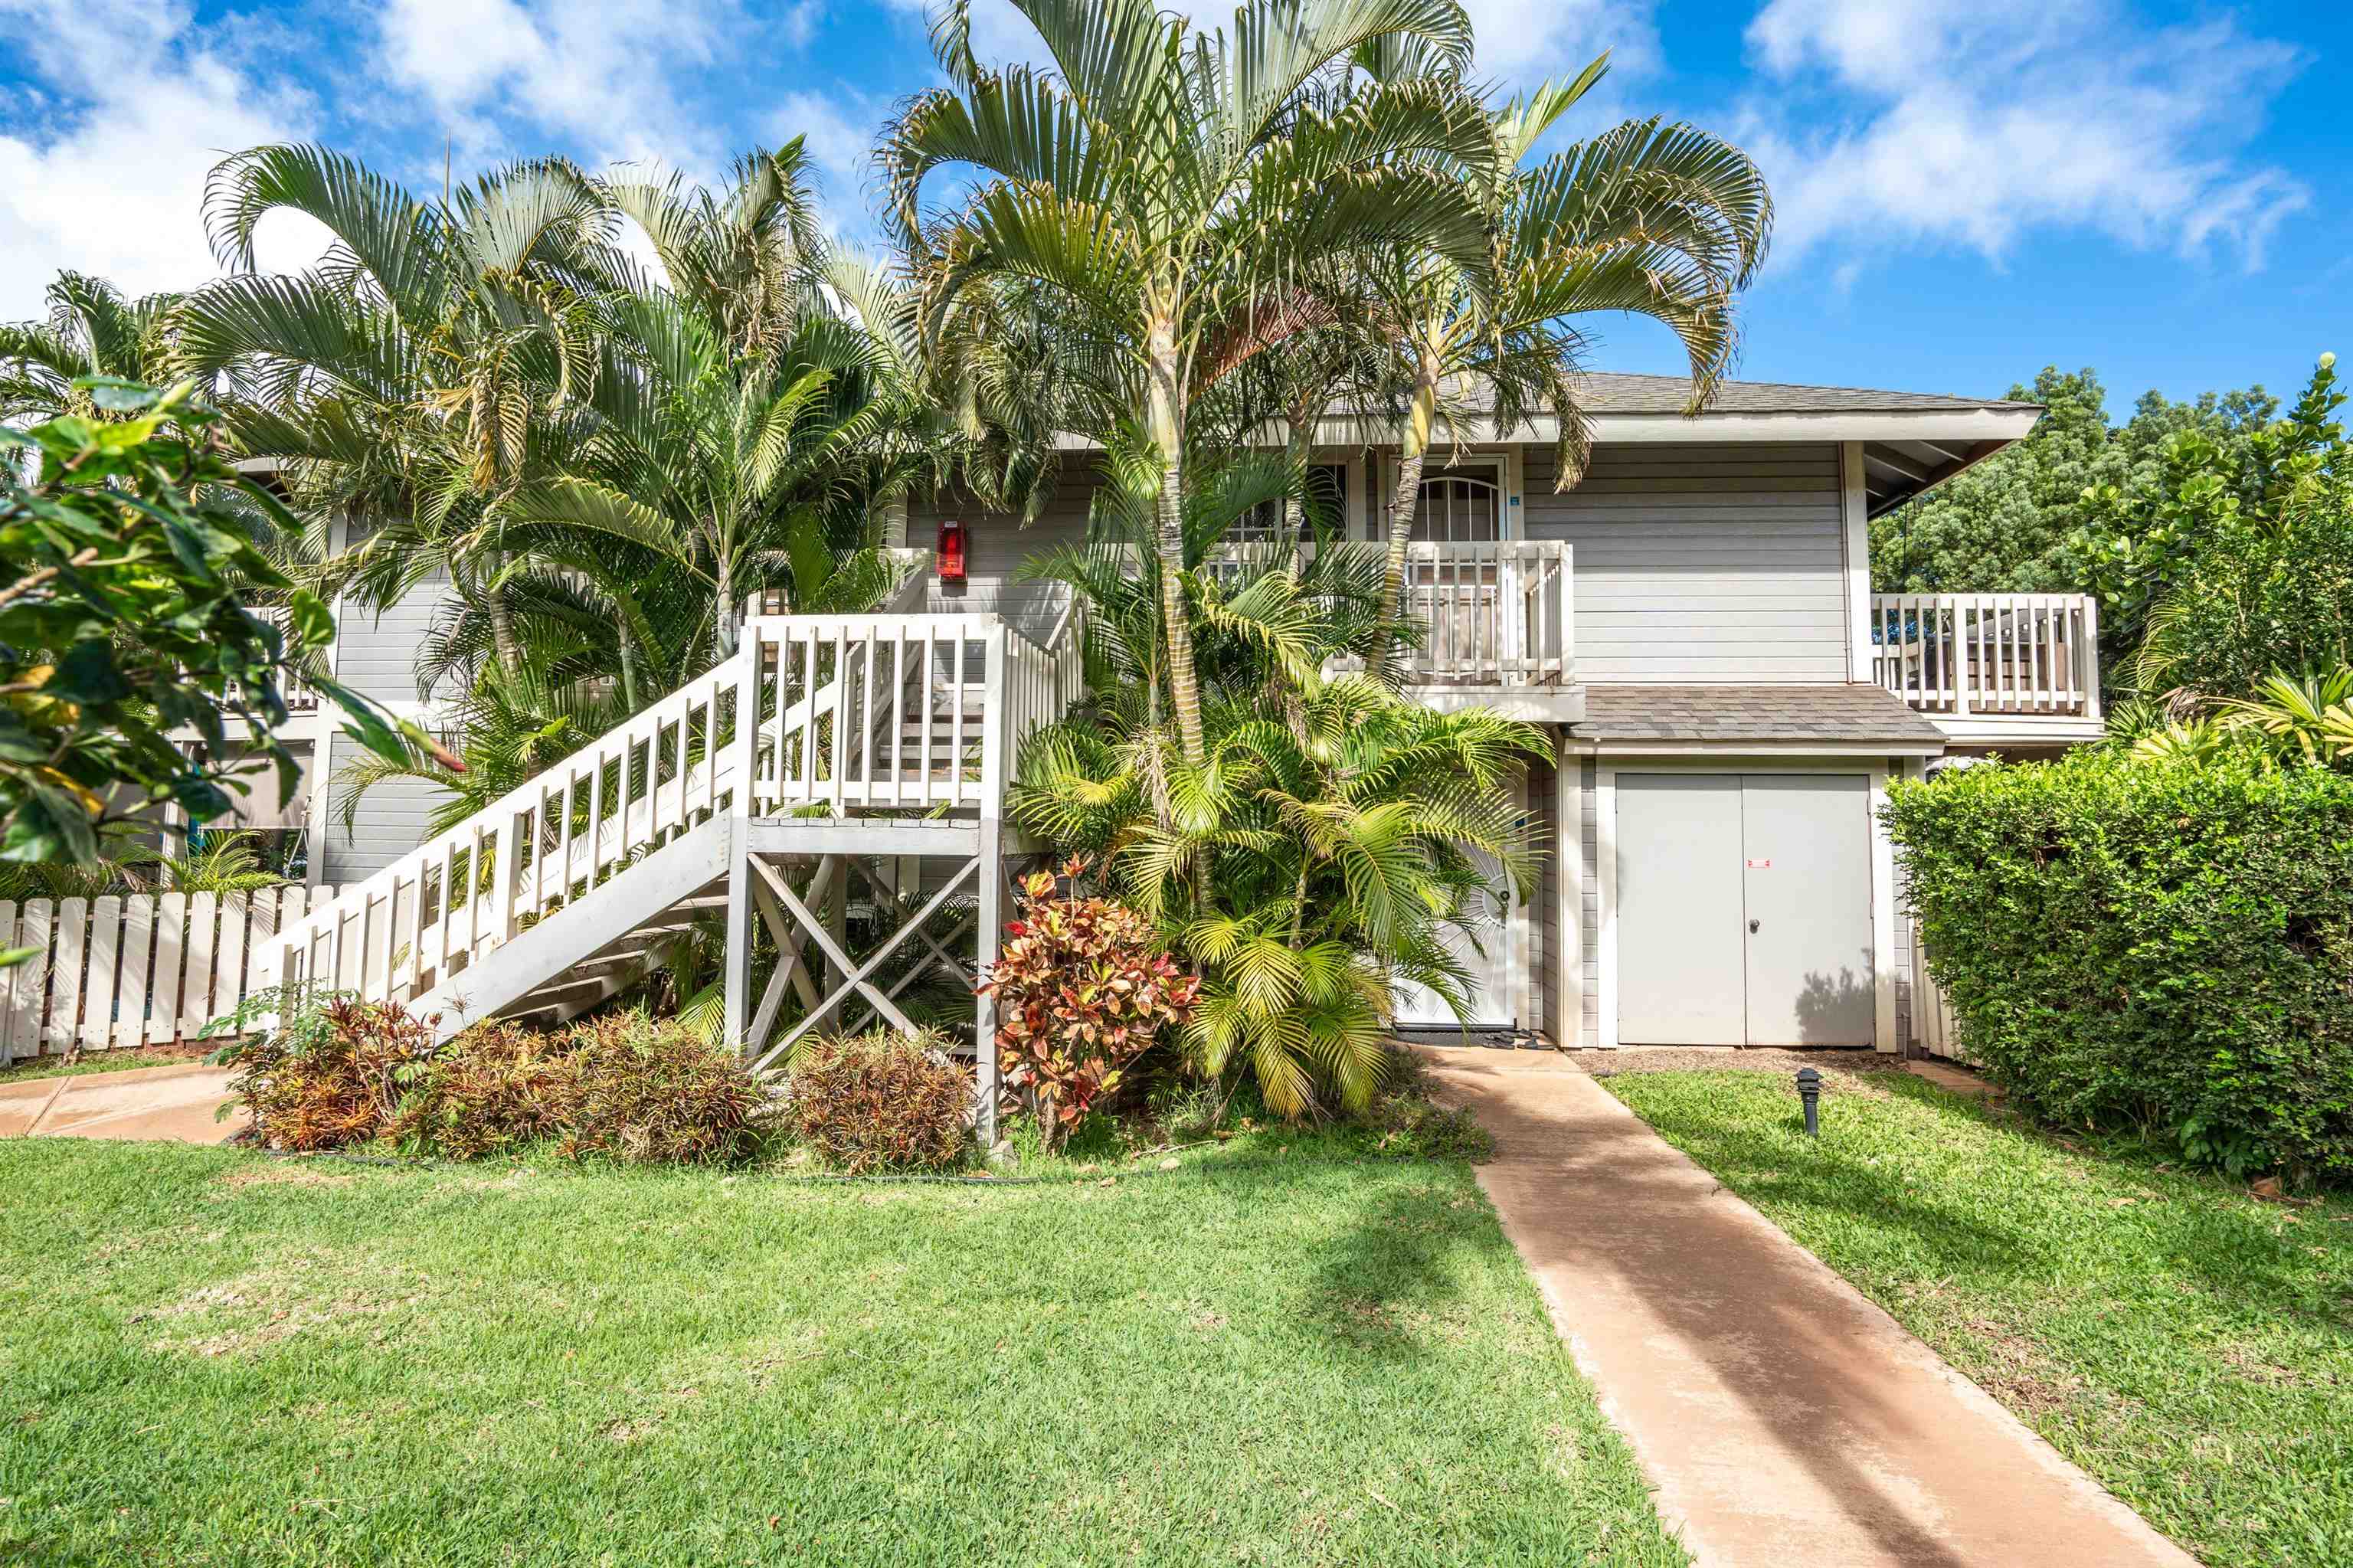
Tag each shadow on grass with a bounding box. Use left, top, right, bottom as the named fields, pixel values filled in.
left=1634, top=1069, right=2353, bottom=1327
left=1301, top=1175, right=1497, bottom=1360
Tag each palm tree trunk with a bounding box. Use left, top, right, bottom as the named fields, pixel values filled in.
left=483, top=555, right=524, bottom=677
left=1147, top=322, right=1206, bottom=765
left=1373, top=359, right=1439, bottom=671
left=617, top=631, right=641, bottom=712
left=715, top=554, right=737, bottom=662
left=1283, top=404, right=1316, bottom=540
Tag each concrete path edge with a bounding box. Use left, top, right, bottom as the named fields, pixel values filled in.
left=1420, top=1047, right=2196, bottom=1568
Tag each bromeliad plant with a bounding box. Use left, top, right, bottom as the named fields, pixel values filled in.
left=981, top=859, right=1198, bottom=1151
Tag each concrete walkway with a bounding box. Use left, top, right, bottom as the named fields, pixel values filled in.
left=1419, top=1047, right=2194, bottom=1568
left=0, top=1062, right=246, bottom=1143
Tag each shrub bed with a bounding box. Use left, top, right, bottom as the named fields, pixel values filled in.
left=1887, top=751, right=2353, bottom=1180
left=782, top=1030, right=973, bottom=1174
left=226, top=1002, right=766, bottom=1165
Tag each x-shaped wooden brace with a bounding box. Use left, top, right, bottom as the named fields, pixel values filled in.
left=834, top=854, right=979, bottom=1037
left=745, top=853, right=980, bottom=1074
left=743, top=855, right=835, bottom=1051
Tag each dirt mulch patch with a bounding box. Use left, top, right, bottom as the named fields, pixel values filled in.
left=1577, top=1046, right=1905, bottom=1082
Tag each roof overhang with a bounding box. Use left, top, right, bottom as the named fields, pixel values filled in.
left=1562, top=737, right=1949, bottom=759
left=1049, top=406, right=2043, bottom=512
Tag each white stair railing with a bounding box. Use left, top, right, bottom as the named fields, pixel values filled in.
left=273, top=643, right=760, bottom=1012
left=268, top=597, right=1090, bottom=1019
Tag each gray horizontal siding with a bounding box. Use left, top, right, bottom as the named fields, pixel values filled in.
left=908, top=477, right=1095, bottom=644
left=1527, top=443, right=1849, bottom=684
left=332, top=525, right=457, bottom=707
left=316, top=732, right=447, bottom=885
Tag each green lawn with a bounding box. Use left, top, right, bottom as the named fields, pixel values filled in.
left=0, top=1047, right=209, bottom=1085
left=1602, top=1069, right=2353, bottom=1568
left=0, top=1138, right=1680, bottom=1567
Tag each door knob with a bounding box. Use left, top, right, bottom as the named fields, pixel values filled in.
left=1749, top=918, right=1761, bottom=934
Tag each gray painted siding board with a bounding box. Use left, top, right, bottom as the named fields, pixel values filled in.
left=334, top=525, right=457, bottom=707
left=911, top=478, right=1098, bottom=643
left=334, top=588, right=455, bottom=705
left=1526, top=442, right=1847, bottom=685
left=316, top=735, right=447, bottom=884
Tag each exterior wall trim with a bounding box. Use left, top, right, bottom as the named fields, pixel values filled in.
left=1841, top=440, right=1874, bottom=682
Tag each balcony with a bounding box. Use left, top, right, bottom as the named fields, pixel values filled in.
left=1327, top=539, right=1582, bottom=721
left=1870, top=593, right=2104, bottom=745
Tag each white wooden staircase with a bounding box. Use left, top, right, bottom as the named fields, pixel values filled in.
left=267, top=591, right=1086, bottom=1128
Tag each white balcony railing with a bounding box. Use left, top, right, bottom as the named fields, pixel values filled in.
left=1871, top=594, right=2101, bottom=722
left=1301, top=539, right=1573, bottom=686
left=1399, top=539, right=1573, bottom=684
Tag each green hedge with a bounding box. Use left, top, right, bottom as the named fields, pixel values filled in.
left=1887, top=751, right=2353, bottom=1180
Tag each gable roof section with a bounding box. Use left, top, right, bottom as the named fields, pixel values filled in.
left=1563, top=372, right=2037, bottom=417
left=1571, top=684, right=1948, bottom=753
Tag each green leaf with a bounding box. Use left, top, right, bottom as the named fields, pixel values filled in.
left=285, top=588, right=335, bottom=648
left=47, top=638, right=130, bottom=704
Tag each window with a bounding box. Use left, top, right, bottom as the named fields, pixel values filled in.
left=1233, top=461, right=1350, bottom=543
left=1389, top=463, right=1503, bottom=543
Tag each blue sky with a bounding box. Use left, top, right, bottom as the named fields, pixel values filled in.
left=2, top=0, right=2345, bottom=416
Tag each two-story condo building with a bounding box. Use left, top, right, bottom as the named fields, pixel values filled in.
left=252, top=374, right=2095, bottom=1068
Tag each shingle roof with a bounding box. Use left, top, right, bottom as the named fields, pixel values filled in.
left=1569, top=372, right=2040, bottom=417
left=1572, top=685, right=1949, bottom=748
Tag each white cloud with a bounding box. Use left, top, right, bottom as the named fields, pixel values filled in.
left=770, top=90, right=879, bottom=192
left=881, top=0, right=1651, bottom=88
left=1741, top=0, right=2309, bottom=271
left=374, top=0, right=738, bottom=169
left=0, top=0, right=333, bottom=318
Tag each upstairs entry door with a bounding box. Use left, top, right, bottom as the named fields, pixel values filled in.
left=1614, top=773, right=1876, bottom=1046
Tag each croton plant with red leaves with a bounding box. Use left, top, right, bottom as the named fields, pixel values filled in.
left=979, top=858, right=1198, bottom=1149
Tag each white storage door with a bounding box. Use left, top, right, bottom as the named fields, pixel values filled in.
left=1613, top=773, right=1875, bottom=1046
left=1615, top=775, right=1746, bottom=1045
left=1739, top=776, right=1875, bottom=1046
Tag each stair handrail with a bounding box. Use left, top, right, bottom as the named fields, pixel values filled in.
left=267, top=593, right=1093, bottom=1025
left=267, top=639, right=761, bottom=1012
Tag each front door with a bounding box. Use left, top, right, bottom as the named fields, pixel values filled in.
left=1392, top=774, right=1520, bottom=1030
left=1614, top=773, right=1875, bottom=1046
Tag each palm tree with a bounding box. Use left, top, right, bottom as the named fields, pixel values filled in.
left=881, top=0, right=1497, bottom=765
left=2134, top=669, right=2353, bottom=771
left=1, top=271, right=186, bottom=425
left=175, top=145, right=615, bottom=676
left=605, top=142, right=826, bottom=359
left=508, top=277, right=911, bottom=662
left=1362, top=61, right=1772, bottom=664
left=1009, top=444, right=1544, bottom=1115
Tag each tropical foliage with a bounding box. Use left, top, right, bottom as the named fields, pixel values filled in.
left=882, top=0, right=1497, bottom=762
left=1888, top=749, right=2353, bottom=1183
left=0, top=381, right=414, bottom=868
left=160, top=140, right=933, bottom=828
left=1357, top=59, right=1770, bottom=660
left=1872, top=353, right=2348, bottom=714
left=1008, top=451, right=1547, bottom=1115
left=0, top=272, right=189, bottom=426
left=983, top=860, right=1199, bottom=1148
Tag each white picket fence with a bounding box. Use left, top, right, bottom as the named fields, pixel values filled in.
left=0, top=884, right=339, bottom=1065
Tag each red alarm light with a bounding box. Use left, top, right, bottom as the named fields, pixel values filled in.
left=936, top=517, right=968, bottom=583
